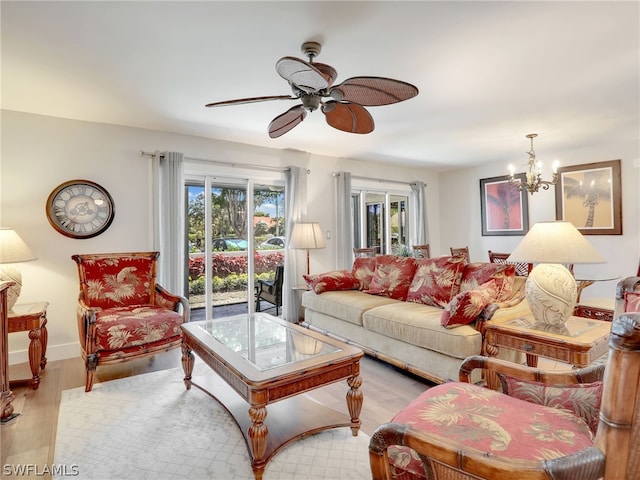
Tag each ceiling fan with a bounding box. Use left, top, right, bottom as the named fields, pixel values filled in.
left=205, top=41, right=419, bottom=138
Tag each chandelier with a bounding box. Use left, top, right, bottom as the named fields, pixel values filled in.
left=509, top=133, right=559, bottom=194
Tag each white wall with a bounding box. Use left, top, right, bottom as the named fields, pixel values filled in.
left=1, top=110, right=438, bottom=363
left=438, top=143, right=640, bottom=300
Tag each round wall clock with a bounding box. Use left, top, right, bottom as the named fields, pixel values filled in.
left=46, top=179, right=115, bottom=239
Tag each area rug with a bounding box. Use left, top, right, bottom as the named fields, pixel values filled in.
left=53, top=364, right=371, bottom=480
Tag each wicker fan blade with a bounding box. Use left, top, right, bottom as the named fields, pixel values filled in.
left=206, top=95, right=296, bottom=107
left=322, top=101, right=374, bottom=134
left=268, top=105, right=307, bottom=138
left=275, top=56, right=328, bottom=93
left=329, top=77, right=419, bottom=106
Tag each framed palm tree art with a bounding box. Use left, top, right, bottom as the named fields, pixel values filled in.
left=555, top=159, right=622, bottom=235
left=480, top=173, right=529, bottom=236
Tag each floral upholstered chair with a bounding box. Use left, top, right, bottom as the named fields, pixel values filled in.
left=369, top=277, right=640, bottom=480
left=71, top=252, right=189, bottom=392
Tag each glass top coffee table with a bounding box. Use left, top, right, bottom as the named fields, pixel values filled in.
left=181, top=312, right=364, bottom=480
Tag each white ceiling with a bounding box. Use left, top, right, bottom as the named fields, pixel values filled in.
left=2, top=1, right=638, bottom=169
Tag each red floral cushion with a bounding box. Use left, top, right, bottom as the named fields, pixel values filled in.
left=80, top=255, right=155, bottom=309
left=94, top=306, right=183, bottom=351
left=351, top=257, right=377, bottom=290
left=405, top=256, right=466, bottom=307
left=387, top=382, right=594, bottom=479
left=367, top=255, right=418, bottom=300
left=459, top=262, right=515, bottom=301
left=625, top=292, right=640, bottom=312
left=441, top=280, right=498, bottom=328
left=303, top=270, right=361, bottom=294
left=500, top=376, right=603, bottom=434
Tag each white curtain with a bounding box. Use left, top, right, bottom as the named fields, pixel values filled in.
left=152, top=151, right=185, bottom=294
left=335, top=172, right=353, bottom=269
left=410, top=180, right=429, bottom=246
left=283, top=166, right=307, bottom=322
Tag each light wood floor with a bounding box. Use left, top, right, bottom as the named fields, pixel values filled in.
left=1, top=349, right=433, bottom=476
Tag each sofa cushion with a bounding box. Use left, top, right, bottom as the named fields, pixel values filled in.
left=352, top=257, right=377, bottom=290
left=303, top=270, right=360, bottom=294
left=368, top=255, right=417, bottom=300
left=363, top=302, right=481, bottom=359
left=499, top=375, right=603, bottom=434
left=441, top=280, right=499, bottom=328
left=459, top=262, right=515, bottom=301
left=405, top=256, right=466, bottom=307
left=301, top=290, right=399, bottom=326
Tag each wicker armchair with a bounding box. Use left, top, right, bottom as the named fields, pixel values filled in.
left=370, top=277, right=640, bottom=480
left=72, top=252, right=189, bottom=392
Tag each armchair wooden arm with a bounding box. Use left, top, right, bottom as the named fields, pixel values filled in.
left=458, top=355, right=606, bottom=386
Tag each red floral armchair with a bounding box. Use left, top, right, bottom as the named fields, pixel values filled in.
left=72, top=252, right=189, bottom=392
left=369, top=277, right=640, bottom=480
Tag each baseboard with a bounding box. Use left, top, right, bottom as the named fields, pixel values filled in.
left=9, top=342, right=80, bottom=365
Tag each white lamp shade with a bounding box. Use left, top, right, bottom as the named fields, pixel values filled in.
left=0, top=228, right=37, bottom=310
left=508, top=221, right=605, bottom=265
left=289, top=222, right=326, bottom=250
left=0, top=228, right=37, bottom=264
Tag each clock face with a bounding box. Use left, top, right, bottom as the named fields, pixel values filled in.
left=46, top=180, right=115, bottom=239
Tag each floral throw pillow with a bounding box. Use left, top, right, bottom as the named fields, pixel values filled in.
left=625, top=292, right=640, bottom=312
left=441, top=280, right=498, bottom=328
left=303, top=270, right=361, bottom=294
left=405, top=256, right=466, bottom=307
left=367, top=255, right=417, bottom=300
left=500, top=375, right=603, bottom=434
left=459, top=262, right=515, bottom=301
left=351, top=257, right=377, bottom=290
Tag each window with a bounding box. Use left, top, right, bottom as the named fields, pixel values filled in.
left=352, top=186, right=410, bottom=255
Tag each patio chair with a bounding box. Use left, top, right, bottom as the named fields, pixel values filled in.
left=354, top=247, right=378, bottom=258
left=411, top=244, right=431, bottom=259
left=488, top=250, right=532, bottom=276
left=255, top=265, right=284, bottom=316
left=449, top=246, right=469, bottom=261
left=71, top=252, right=189, bottom=392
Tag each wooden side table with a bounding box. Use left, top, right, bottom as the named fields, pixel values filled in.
left=485, top=314, right=611, bottom=369
left=8, top=301, right=48, bottom=390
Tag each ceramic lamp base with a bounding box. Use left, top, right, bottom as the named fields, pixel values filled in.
left=525, top=264, right=577, bottom=327
left=0, top=264, right=22, bottom=311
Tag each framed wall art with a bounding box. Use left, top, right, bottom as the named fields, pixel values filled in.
left=555, top=159, right=622, bottom=235
left=480, top=174, right=529, bottom=236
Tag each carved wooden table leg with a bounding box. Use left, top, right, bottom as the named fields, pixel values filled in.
left=248, top=405, right=268, bottom=480
left=27, top=327, right=42, bottom=389
left=181, top=344, right=194, bottom=390
left=40, top=317, right=48, bottom=370
left=346, top=374, right=363, bottom=436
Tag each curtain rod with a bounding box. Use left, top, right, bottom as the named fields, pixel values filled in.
left=139, top=150, right=291, bottom=173
left=332, top=172, right=415, bottom=186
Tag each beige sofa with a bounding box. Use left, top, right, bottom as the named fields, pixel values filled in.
left=301, top=266, right=529, bottom=384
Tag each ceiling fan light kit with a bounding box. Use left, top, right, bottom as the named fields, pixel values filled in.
left=206, top=41, right=418, bottom=138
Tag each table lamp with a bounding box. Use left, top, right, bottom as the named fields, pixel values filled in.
left=289, top=222, right=326, bottom=275
left=508, top=221, right=605, bottom=328
left=0, top=228, right=38, bottom=310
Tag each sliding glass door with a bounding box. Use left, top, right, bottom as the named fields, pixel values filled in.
left=185, top=175, right=285, bottom=319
